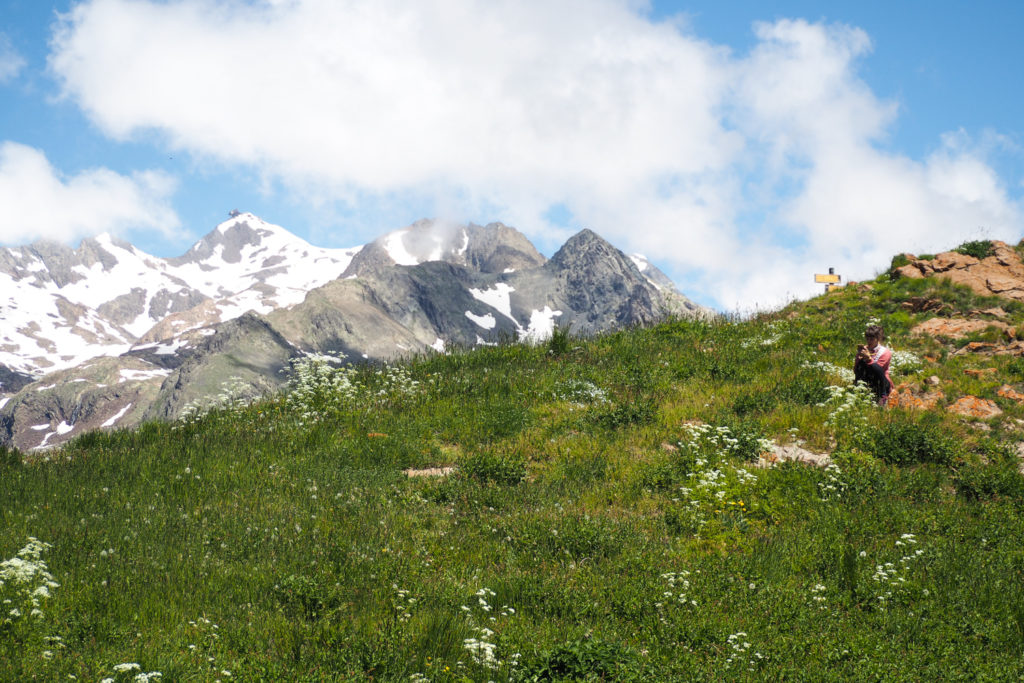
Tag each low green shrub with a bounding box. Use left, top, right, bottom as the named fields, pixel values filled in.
left=589, top=399, right=657, bottom=430
left=889, top=253, right=911, bottom=271
left=460, top=451, right=526, bottom=485
left=546, top=325, right=573, bottom=356
left=0, top=444, right=20, bottom=469
left=517, top=636, right=642, bottom=682
left=954, top=239, right=994, bottom=260
left=953, top=461, right=1024, bottom=501
left=274, top=574, right=339, bottom=622
left=863, top=414, right=959, bottom=465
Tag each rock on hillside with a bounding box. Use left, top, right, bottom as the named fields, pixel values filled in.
left=893, top=241, right=1024, bottom=300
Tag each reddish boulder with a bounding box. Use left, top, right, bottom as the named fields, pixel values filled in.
left=947, top=396, right=1002, bottom=419
left=997, top=385, right=1024, bottom=402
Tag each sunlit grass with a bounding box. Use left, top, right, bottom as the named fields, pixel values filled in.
left=3, top=274, right=1024, bottom=679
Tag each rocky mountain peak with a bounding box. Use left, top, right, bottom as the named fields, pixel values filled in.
left=548, top=228, right=638, bottom=275
left=171, top=213, right=296, bottom=266
left=342, top=219, right=545, bottom=278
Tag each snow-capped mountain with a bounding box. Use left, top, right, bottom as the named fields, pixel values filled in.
left=0, top=213, right=360, bottom=379
left=1, top=215, right=712, bottom=451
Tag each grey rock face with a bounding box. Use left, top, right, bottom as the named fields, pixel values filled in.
left=342, top=219, right=545, bottom=278
left=169, top=218, right=265, bottom=266
left=462, top=223, right=547, bottom=273
left=0, top=365, right=34, bottom=393
left=97, top=288, right=149, bottom=326
left=144, top=313, right=296, bottom=422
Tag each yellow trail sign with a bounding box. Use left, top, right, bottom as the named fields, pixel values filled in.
left=825, top=284, right=843, bottom=292
left=814, top=273, right=841, bottom=283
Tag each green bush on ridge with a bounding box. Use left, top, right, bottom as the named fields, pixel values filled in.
left=954, top=239, right=995, bottom=260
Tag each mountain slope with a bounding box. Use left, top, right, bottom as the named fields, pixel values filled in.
left=0, top=220, right=711, bottom=449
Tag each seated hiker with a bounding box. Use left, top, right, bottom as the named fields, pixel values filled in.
left=854, top=324, right=894, bottom=406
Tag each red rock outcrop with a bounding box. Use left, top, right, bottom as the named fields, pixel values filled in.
left=910, top=317, right=1014, bottom=339
left=947, top=396, right=1003, bottom=419
left=893, top=241, right=1024, bottom=301
left=997, top=385, right=1024, bottom=402
left=887, top=383, right=945, bottom=410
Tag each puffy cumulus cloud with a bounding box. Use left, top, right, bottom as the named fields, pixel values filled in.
left=0, top=34, right=26, bottom=83
left=49, top=1, right=1022, bottom=310
left=0, top=142, right=180, bottom=245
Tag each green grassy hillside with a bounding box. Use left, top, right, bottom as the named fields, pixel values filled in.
left=3, top=264, right=1024, bottom=681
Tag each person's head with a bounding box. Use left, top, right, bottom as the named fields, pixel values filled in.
left=865, top=324, right=884, bottom=349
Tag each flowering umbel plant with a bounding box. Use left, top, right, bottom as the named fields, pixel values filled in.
left=0, top=538, right=59, bottom=645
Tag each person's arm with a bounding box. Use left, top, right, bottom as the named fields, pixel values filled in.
left=872, top=347, right=892, bottom=373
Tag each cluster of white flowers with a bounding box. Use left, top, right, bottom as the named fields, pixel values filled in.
left=742, top=320, right=788, bottom=348
left=655, top=571, right=698, bottom=623
left=681, top=423, right=773, bottom=462
left=285, top=355, right=360, bottom=424
left=393, top=584, right=416, bottom=622
left=463, top=627, right=499, bottom=669
left=285, top=355, right=421, bottom=424
left=372, top=365, right=420, bottom=398
left=889, top=349, right=923, bottom=374
left=0, top=537, right=59, bottom=627
left=100, top=662, right=162, bottom=683
left=553, top=379, right=609, bottom=405
left=668, top=424, right=765, bottom=535
left=725, top=632, right=764, bottom=671
left=802, top=360, right=856, bottom=384
left=809, top=583, right=828, bottom=610
left=178, top=376, right=260, bottom=424
left=456, top=587, right=519, bottom=674
left=819, top=383, right=876, bottom=441
left=871, top=534, right=926, bottom=608
left=817, top=463, right=848, bottom=502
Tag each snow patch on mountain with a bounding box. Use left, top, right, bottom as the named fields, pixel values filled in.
left=465, top=311, right=497, bottom=329
left=384, top=230, right=420, bottom=266
left=629, top=254, right=650, bottom=272
left=469, top=283, right=517, bottom=323
left=102, top=403, right=133, bottom=428
left=524, top=307, right=564, bottom=343
left=119, top=368, right=172, bottom=383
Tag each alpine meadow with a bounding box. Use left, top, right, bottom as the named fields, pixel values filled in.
left=3, top=240, right=1024, bottom=682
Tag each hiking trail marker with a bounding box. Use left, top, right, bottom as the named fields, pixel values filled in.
left=814, top=268, right=842, bottom=292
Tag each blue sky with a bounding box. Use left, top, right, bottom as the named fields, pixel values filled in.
left=0, top=0, right=1021, bottom=311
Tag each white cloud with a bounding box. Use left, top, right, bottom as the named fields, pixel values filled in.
left=0, top=142, right=180, bottom=245
left=49, top=1, right=1022, bottom=310
left=0, top=34, right=26, bottom=83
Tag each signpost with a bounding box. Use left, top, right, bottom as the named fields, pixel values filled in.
left=814, top=268, right=841, bottom=292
